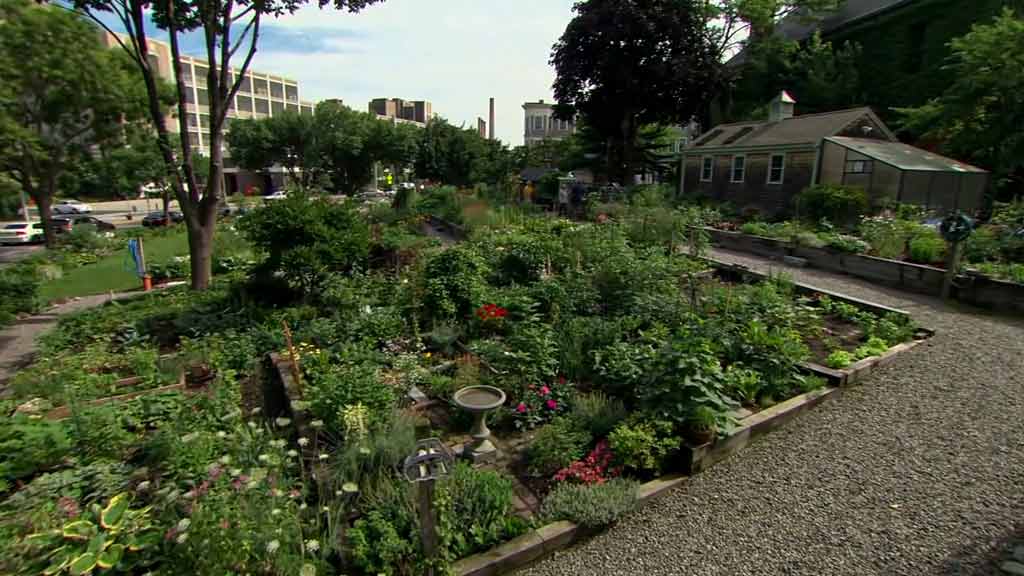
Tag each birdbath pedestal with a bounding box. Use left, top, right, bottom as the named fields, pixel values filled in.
left=453, top=385, right=506, bottom=462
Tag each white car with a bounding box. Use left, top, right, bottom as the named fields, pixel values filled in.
left=53, top=199, right=92, bottom=214
left=0, top=222, right=46, bottom=244
left=264, top=191, right=288, bottom=201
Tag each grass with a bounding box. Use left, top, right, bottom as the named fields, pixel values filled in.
left=39, top=228, right=190, bottom=302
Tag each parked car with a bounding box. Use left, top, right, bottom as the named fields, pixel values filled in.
left=0, top=222, right=47, bottom=244
left=141, top=211, right=185, bottom=227
left=53, top=199, right=92, bottom=214
left=71, top=215, right=116, bottom=231
left=50, top=217, right=74, bottom=234
left=264, top=191, right=287, bottom=202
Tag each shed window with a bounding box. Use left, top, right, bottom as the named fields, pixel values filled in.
left=845, top=160, right=873, bottom=174
left=768, top=154, right=785, bottom=184
left=700, top=156, right=713, bottom=182
left=730, top=156, right=746, bottom=183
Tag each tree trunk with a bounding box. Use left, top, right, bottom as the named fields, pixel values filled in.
left=38, top=172, right=58, bottom=249
left=187, top=216, right=215, bottom=290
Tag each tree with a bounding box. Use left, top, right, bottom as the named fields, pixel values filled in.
left=227, top=111, right=321, bottom=190
left=72, top=0, right=383, bottom=290
left=551, top=0, right=720, bottom=184
left=729, top=32, right=863, bottom=120
left=699, top=0, right=844, bottom=61
left=0, top=0, right=153, bottom=247
left=897, top=9, right=1024, bottom=200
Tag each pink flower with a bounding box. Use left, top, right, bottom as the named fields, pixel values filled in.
left=516, top=402, right=527, bottom=413
left=220, top=519, right=230, bottom=530
left=546, top=399, right=557, bottom=410
left=539, top=386, right=551, bottom=396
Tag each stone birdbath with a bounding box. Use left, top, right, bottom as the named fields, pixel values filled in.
left=453, top=385, right=506, bottom=461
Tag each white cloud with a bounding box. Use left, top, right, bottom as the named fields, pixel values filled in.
left=248, top=0, right=575, bottom=145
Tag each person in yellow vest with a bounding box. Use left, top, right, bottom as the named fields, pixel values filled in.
left=523, top=181, right=535, bottom=204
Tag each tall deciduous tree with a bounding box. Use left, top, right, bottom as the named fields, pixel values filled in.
left=228, top=111, right=320, bottom=190
left=897, top=9, right=1024, bottom=200
left=0, top=0, right=153, bottom=247
left=551, top=0, right=719, bottom=184
left=700, top=0, right=844, bottom=61
left=72, top=0, right=383, bottom=290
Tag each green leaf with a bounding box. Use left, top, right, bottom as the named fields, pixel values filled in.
left=126, top=531, right=160, bottom=551
left=68, top=552, right=97, bottom=575
left=100, top=493, right=131, bottom=529
left=62, top=520, right=96, bottom=541
left=97, top=544, right=124, bottom=569
left=42, top=548, right=72, bottom=575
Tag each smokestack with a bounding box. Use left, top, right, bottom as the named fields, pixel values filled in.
left=488, top=97, right=495, bottom=140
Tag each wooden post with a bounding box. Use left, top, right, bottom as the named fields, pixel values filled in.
left=941, top=240, right=963, bottom=300
left=418, top=478, right=438, bottom=576
left=136, top=237, right=146, bottom=275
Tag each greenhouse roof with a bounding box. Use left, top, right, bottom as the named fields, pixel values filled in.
left=826, top=137, right=987, bottom=173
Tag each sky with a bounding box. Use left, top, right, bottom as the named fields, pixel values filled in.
left=101, top=0, right=578, bottom=146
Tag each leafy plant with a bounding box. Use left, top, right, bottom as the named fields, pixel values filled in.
left=21, top=492, right=160, bottom=574
left=570, top=392, right=627, bottom=439
left=421, top=246, right=489, bottom=320
left=825, top=350, right=854, bottom=369
left=539, top=478, right=639, bottom=528
left=526, top=417, right=591, bottom=477
left=723, top=364, right=764, bottom=406
left=607, top=418, right=679, bottom=475
left=510, top=378, right=574, bottom=431
left=854, top=336, right=889, bottom=360
left=553, top=440, right=619, bottom=485
left=303, top=356, right=396, bottom=434
left=907, top=231, right=946, bottom=264
left=436, top=463, right=527, bottom=560
left=795, top=184, right=868, bottom=228
left=0, top=415, right=71, bottom=484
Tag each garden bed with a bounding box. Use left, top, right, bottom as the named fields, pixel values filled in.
left=706, top=227, right=1024, bottom=314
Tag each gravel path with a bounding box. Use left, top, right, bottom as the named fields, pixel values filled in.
left=521, top=248, right=1024, bottom=576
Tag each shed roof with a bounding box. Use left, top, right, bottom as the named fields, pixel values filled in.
left=774, top=0, right=915, bottom=42
left=826, top=136, right=987, bottom=173
left=691, top=107, right=891, bottom=150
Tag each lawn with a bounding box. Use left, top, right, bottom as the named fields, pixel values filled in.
left=38, top=227, right=190, bottom=301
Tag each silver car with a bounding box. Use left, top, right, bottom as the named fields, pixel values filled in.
left=0, top=222, right=46, bottom=244
left=53, top=199, right=92, bottom=214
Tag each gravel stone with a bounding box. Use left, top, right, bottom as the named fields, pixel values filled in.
left=519, top=249, right=1024, bottom=576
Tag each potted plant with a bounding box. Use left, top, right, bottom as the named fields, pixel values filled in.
left=687, top=405, right=719, bottom=446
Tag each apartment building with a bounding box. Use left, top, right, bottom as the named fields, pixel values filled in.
left=101, top=32, right=316, bottom=157
left=369, top=98, right=432, bottom=127
left=522, top=100, right=575, bottom=146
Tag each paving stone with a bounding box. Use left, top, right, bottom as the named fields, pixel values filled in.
left=1001, top=561, right=1024, bottom=576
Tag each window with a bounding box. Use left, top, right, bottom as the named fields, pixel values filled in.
left=178, top=64, right=192, bottom=83
left=700, top=156, right=714, bottom=182
left=184, top=89, right=195, bottom=105
left=197, top=89, right=209, bottom=106
left=186, top=113, right=199, bottom=129
left=270, top=82, right=283, bottom=99
left=730, top=156, right=746, bottom=183
left=532, top=116, right=544, bottom=131
left=285, top=85, right=298, bottom=102
left=767, top=153, right=785, bottom=184
left=845, top=160, right=873, bottom=174
left=254, top=80, right=268, bottom=96
left=301, top=106, right=313, bottom=117
left=286, top=103, right=299, bottom=112
left=271, top=101, right=284, bottom=115
left=254, top=98, right=269, bottom=114
left=236, top=76, right=252, bottom=93
left=200, top=114, right=210, bottom=129
left=237, top=96, right=253, bottom=112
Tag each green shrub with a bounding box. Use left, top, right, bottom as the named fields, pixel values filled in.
left=540, top=478, right=639, bottom=528
left=907, top=231, right=945, bottom=264
left=0, top=263, right=39, bottom=325
left=793, top=231, right=827, bottom=248
left=526, top=417, right=591, bottom=477
left=0, top=415, right=71, bottom=484
left=422, top=246, right=489, bottom=320
left=437, top=463, right=527, bottom=559
left=854, top=336, right=888, bottom=360
left=607, top=418, right=679, bottom=475
left=859, top=216, right=908, bottom=259
left=238, top=194, right=370, bottom=296
left=963, top=225, right=1004, bottom=262
left=570, top=392, right=627, bottom=439
left=825, top=350, right=854, bottom=369
left=795, top=184, right=868, bottom=227
left=303, top=357, right=396, bottom=434
left=333, top=411, right=417, bottom=487
left=723, top=364, right=764, bottom=405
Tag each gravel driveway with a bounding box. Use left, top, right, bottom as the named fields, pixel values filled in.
left=521, top=248, right=1024, bottom=576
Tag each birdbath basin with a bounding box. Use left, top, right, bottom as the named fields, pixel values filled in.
left=453, top=385, right=506, bottom=459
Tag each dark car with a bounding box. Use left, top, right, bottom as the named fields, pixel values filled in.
left=141, top=211, right=185, bottom=227
left=71, top=215, right=116, bottom=231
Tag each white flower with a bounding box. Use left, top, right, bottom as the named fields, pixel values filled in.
left=310, top=420, right=324, bottom=429
left=176, top=532, right=189, bottom=544
left=247, top=421, right=257, bottom=429
left=299, top=503, right=308, bottom=510
left=317, top=453, right=328, bottom=461
left=291, top=400, right=310, bottom=412
left=287, top=449, right=298, bottom=458
left=135, top=481, right=151, bottom=492
left=274, top=417, right=291, bottom=427
left=258, top=454, right=269, bottom=463
left=177, top=518, right=191, bottom=531
left=321, top=506, right=330, bottom=513
left=266, top=539, right=280, bottom=554
left=270, top=439, right=286, bottom=449
left=271, top=508, right=282, bottom=516
left=216, top=431, right=227, bottom=439
left=297, top=437, right=310, bottom=447
left=250, top=407, right=262, bottom=416
left=305, top=539, right=320, bottom=553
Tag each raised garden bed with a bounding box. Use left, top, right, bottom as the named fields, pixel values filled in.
left=706, top=227, right=1024, bottom=314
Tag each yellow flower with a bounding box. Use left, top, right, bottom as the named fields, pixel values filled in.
left=424, top=352, right=432, bottom=358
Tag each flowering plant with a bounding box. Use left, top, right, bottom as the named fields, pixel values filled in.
left=511, top=377, right=573, bottom=430
left=553, top=440, right=621, bottom=485
left=475, top=303, right=507, bottom=322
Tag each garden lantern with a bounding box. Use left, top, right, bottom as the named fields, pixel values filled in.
left=402, top=438, right=454, bottom=575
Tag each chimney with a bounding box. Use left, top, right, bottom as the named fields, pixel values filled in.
left=769, top=90, right=796, bottom=122
left=488, top=98, right=495, bottom=140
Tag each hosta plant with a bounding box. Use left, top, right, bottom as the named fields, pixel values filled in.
left=23, top=492, right=159, bottom=575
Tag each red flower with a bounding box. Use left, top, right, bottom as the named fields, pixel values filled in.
left=557, top=376, right=566, bottom=385
left=516, top=402, right=528, bottom=413
left=539, top=385, right=551, bottom=396
left=545, top=399, right=557, bottom=410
